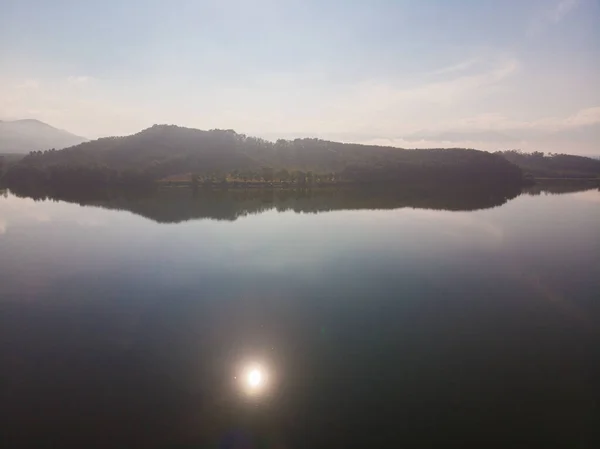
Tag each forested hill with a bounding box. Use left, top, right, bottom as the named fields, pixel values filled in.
left=496, top=150, right=600, bottom=178
left=1, top=125, right=524, bottom=188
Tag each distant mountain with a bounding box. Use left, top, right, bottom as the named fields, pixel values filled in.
left=0, top=119, right=87, bottom=154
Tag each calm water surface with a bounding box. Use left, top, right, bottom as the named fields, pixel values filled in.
left=1, top=187, right=599, bottom=448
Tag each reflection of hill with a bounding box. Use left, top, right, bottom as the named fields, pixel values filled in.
left=11, top=182, right=526, bottom=223
left=523, top=179, right=599, bottom=196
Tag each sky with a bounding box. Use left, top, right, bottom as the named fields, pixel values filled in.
left=0, top=0, right=599, bottom=154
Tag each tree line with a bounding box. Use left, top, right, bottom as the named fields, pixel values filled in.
left=496, top=150, right=600, bottom=178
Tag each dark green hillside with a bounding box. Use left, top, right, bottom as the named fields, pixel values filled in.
left=497, top=150, right=600, bottom=178
left=1, top=125, right=525, bottom=189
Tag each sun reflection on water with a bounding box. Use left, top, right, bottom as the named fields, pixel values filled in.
left=239, top=363, right=269, bottom=397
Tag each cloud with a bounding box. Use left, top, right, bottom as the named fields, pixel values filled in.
left=335, top=105, right=600, bottom=155
left=16, top=79, right=40, bottom=90
left=463, top=107, right=600, bottom=133
left=559, top=107, right=600, bottom=129
left=428, top=59, right=479, bottom=76
left=0, top=76, right=150, bottom=138
left=354, top=134, right=599, bottom=155
left=371, top=59, right=518, bottom=106
left=551, top=0, right=580, bottom=22
left=391, top=107, right=600, bottom=152
left=0, top=54, right=596, bottom=155
left=67, top=76, right=94, bottom=84
left=294, top=58, right=520, bottom=136
left=403, top=130, right=520, bottom=144
left=405, top=106, right=600, bottom=134
left=529, top=0, right=580, bottom=34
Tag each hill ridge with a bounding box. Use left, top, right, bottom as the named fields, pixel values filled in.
left=2, top=124, right=528, bottom=191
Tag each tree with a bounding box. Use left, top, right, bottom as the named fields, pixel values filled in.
left=214, top=170, right=226, bottom=183
left=239, top=170, right=251, bottom=182
left=277, top=169, right=290, bottom=182
left=297, top=171, right=307, bottom=185
left=261, top=167, right=274, bottom=183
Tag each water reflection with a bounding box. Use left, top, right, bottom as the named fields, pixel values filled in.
left=522, top=179, right=599, bottom=196
left=239, top=363, right=270, bottom=397
left=7, top=182, right=530, bottom=223
left=8, top=180, right=598, bottom=225
left=1, top=183, right=598, bottom=448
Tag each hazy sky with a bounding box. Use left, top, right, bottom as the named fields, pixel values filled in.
left=1, top=0, right=598, bottom=154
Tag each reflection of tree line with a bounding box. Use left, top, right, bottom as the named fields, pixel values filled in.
left=522, top=179, right=599, bottom=196
left=8, top=180, right=533, bottom=223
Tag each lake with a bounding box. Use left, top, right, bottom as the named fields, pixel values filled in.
left=1, top=185, right=599, bottom=448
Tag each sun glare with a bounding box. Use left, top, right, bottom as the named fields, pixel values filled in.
left=239, top=363, right=269, bottom=396
left=247, top=368, right=263, bottom=387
